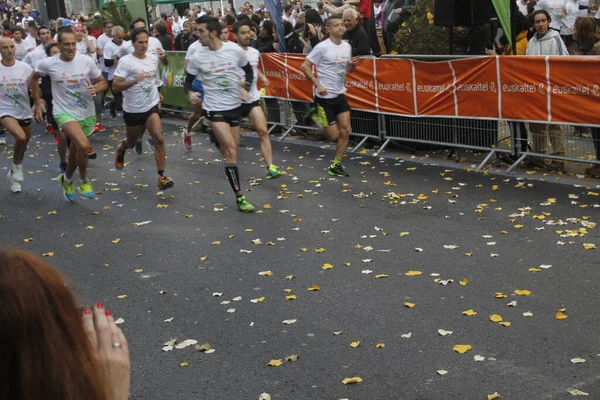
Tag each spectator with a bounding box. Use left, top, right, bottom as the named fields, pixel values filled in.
left=374, top=0, right=384, bottom=27
left=275, top=20, right=304, bottom=53
left=0, top=249, right=130, bottom=400
left=526, top=9, right=568, bottom=170
left=302, top=9, right=325, bottom=53
left=453, top=23, right=493, bottom=55
left=561, top=0, right=579, bottom=49
left=381, top=0, right=412, bottom=53
left=154, top=19, right=173, bottom=50
left=534, top=0, right=565, bottom=32
left=11, top=25, right=27, bottom=60
left=359, top=0, right=381, bottom=54
left=283, top=4, right=297, bottom=27
left=224, top=13, right=236, bottom=42
left=572, top=16, right=600, bottom=177
left=317, top=2, right=329, bottom=20
left=295, top=11, right=305, bottom=36
left=342, top=8, right=370, bottom=55
left=254, top=19, right=275, bottom=52
left=175, top=20, right=194, bottom=50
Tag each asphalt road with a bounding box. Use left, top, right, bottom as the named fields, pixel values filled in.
left=1, top=117, right=600, bottom=400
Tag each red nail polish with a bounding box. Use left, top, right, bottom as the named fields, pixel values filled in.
left=105, top=310, right=112, bottom=316
left=96, top=302, right=104, bottom=309
left=84, top=307, right=92, bottom=315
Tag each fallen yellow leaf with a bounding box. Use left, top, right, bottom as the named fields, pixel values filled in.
left=376, top=274, right=389, bottom=279
left=212, top=241, right=221, bottom=245
left=405, top=270, right=422, bottom=276
left=42, top=252, right=54, bottom=257
left=117, top=295, right=127, bottom=299
left=350, top=341, right=360, bottom=348
left=376, top=343, right=385, bottom=348
left=555, top=309, right=568, bottom=320
left=85, top=226, right=94, bottom=230
left=499, top=321, right=511, bottom=327
left=489, top=314, right=503, bottom=322
left=494, top=292, right=507, bottom=298
left=200, top=256, right=208, bottom=261
left=514, top=289, right=531, bottom=296
left=267, top=359, right=282, bottom=367
left=180, top=361, right=189, bottom=367
left=245, top=228, right=253, bottom=232
left=308, top=284, right=320, bottom=291
left=459, top=278, right=469, bottom=286
left=528, top=268, right=542, bottom=273
left=465, top=252, right=473, bottom=257
left=342, top=377, right=363, bottom=385
left=134, top=269, right=143, bottom=273
left=404, top=302, right=416, bottom=308
left=462, top=309, right=477, bottom=316
left=583, top=243, right=597, bottom=250
left=453, top=344, right=472, bottom=354
left=322, top=263, right=334, bottom=270
left=487, top=392, right=501, bottom=400
left=315, top=248, right=326, bottom=253
left=75, top=244, right=84, bottom=248
left=286, top=275, right=294, bottom=280
left=285, top=295, right=297, bottom=300
left=112, top=238, right=121, bottom=244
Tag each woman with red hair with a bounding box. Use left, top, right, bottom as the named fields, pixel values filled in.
left=0, top=249, right=130, bottom=400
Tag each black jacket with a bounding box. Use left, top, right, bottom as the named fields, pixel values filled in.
left=253, top=35, right=275, bottom=53
left=343, top=24, right=370, bottom=56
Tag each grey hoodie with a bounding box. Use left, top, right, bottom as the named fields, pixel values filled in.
left=526, top=29, right=569, bottom=56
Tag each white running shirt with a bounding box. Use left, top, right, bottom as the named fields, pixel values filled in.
left=241, top=46, right=260, bottom=103
left=0, top=60, right=33, bottom=119
left=186, top=41, right=249, bottom=112
left=13, top=39, right=27, bottom=61
left=113, top=53, right=160, bottom=113
left=97, top=33, right=111, bottom=71
left=185, top=40, right=202, bottom=60
left=35, top=54, right=102, bottom=120
left=103, top=40, right=122, bottom=81
left=306, top=38, right=351, bottom=99
left=117, top=37, right=164, bottom=59
left=23, top=44, right=47, bottom=69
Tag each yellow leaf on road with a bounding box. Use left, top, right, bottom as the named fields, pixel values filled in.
left=555, top=309, right=568, bottom=319
left=212, top=241, right=221, bottom=245
left=350, top=341, right=360, bottom=348
left=499, top=322, right=511, bottom=327
left=258, top=271, right=273, bottom=276
left=86, top=226, right=94, bottom=230
left=583, top=243, right=596, bottom=250
left=245, top=228, right=253, bottom=232
left=529, top=268, right=542, bottom=272
left=75, top=244, right=84, bottom=248
left=376, top=274, right=389, bottom=278
left=489, top=314, right=503, bottom=322
left=459, top=278, right=469, bottom=286
left=308, top=284, right=320, bottom=291
left=515, top=289, right=531, bottom=296
left=180, top=361, right=189, bottom=367
left=48, top=210, right=57, bottom=215
left=315, top=248, right=326, bottom=253
left=487, top=393, right=501, bottom=400
left=465, top=252, right=473, bottom=257
left=134, top=269, right=143, bottom=273
left=404, top=302, right=416, bottom=308
left=23, top=238, right=33, bottom=242
left=267, top=359, right=282, bottom=367
left=514, top=224, right=524, bottom=229
left=453, top=344, right=472, bottom=354
left=117, top=295, right=127, bottom=299
left=112, top=238, right=121, bottom=244
left=156, top=204, right=168, bottom=208
left=405, top=270, right=422, bottom=276
left=494, top=292, right=507, bottom=298
left=342, top=377, right=363, bottom=385
left=42, top=252, right=54, bottom=257
left=262, top=204, right=271, bottom=209
left=286, top=275, right=294, bottom=280
left=200, top=256, right=208, bottom=261
left=286, top=295, right=297, bottom=300
left=462, top=309, right=477, bottom=316
left=376, top=343, right=385, bottom=348
left=322, top=263, right=334, bottom=270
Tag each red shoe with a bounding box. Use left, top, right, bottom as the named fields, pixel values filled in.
left=53, top=135, right=58, bottom=145
left=46, top=124, right=56, bottom=135
left=88, top=147, right=97, bottom=159
left=184, top=134, right=192, bottom=151
left=93, top=123, right=106, bottom=133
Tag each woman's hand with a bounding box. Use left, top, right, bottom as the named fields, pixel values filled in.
left=82, top=303, right=130, bottom=400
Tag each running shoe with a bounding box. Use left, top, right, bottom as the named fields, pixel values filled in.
left=109, top=101, right=117, bottom=118
left=53, top=135, right=59, bottom=145
left=146, top=136, right=156, bottom=153
left=115, top=144, right=126, bottom=170
left=192, top=116, right=205, bottom=133
left=304, top=107, right=316, bottom=125
left=266, top=165, right=282, bottom=180
left=59, top=162, right=67, bottom=174
left=0, top=132, right=6, bottom=145
left=7, top=170, right=21, bottom=193
left=88, top=147, right=97, bottom=159
left=236, top=195, right=255, bottom=213
left=135, top=139, right=143, bottom=155
left=328, top=163, right=349, bottom=177
left=184, top=132, right=192, bottom=151
left=58, top=174, right=76, bottom=202
left=45, top=124, right=56, bottom=134
left=94, top=123, right=106, bottom=133
left=157, top=175, right=174, bottom=190
left=78, top=181, right=95, bottom=199
left=10, top=164, right=23, bottom=182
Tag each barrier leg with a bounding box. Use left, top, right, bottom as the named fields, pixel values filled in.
left=279, top=127, right=294, bottom=141
left=350, top=136, right=369, bottom=153
left=373, top=138, right=391, bottom=157
left=506, top=154, right=527, bottom=173
left=476, top=149, right=496, bottom=171
left=267, top=124, right=278, bottom=134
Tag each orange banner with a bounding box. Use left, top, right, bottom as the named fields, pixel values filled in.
left=372, top=58, right=415, bottom=115
left=258, top=53, right=600, bottom=125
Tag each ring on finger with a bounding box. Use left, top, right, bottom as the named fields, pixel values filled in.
left=113, top=342, right=122, bottom=348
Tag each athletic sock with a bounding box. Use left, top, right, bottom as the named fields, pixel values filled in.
left=158, top=170, right=164, bottom=177
left=64, top=172, right=72, bottom=184
left=333, top=156, right=342, bottom=166
left=225, top=163, right=241, bottom=197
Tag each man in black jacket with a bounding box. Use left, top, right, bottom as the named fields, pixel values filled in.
left=342, top=8, right=370, bottom=56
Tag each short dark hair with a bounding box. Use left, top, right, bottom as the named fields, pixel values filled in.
left=225, top=13, right=236, bottom=25
left=10, top=26, right=24, bottom=34
left=37, top=26, right=49, bottom=34
left=57, top=26, right=74, bottom=43
left=102, top=20, right=113, bottom=28
left=198, top=15, right=220, bottom=35
left=232, top=20, right=252, bottom=34
left=44, top=42, right=58, bottom=56
left=326, top=15, right=342, bottom=27
left=27, top=20, right=37, bottom=29
left=130, top=27, right=149, bottom=43
left=130, top=17, right=146, bottom=30
left=284, top=4, right=293, bottom=12
left=532, top=9, right=551, bottom=23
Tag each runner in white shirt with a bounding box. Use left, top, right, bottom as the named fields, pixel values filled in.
left=11, top=26, right=27, bottom=60
left=22, top=26, right=52, bottom=69
left=301, top=15, right=358, bottom=178
left=112, top=28, right=174, bottom=191
left=233, top=20, right=281, bottom=180
left=23, top=22, right=38, bottom=52
left=0, top=38, right=34, bottom=193
left=29, top=27, right=108, bottom=202
left=182, top=25, right=203, bottom=151
left=185, top=15, right=256, bottom=213
left=117, top=18, right=168, bottom=154
left=102, top=26, right=124, bottom=119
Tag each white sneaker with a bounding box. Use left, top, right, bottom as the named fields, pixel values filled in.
left=7, top=170, right=21, bottom=193
left=0, top=132, right=6, bottom=145
left=11, top=164, right=23, bottom=182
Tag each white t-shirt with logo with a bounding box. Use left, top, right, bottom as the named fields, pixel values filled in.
left=0, top=60, right=33, bottom=119
left=35, top=54, right=102, bottom=120
left=114, top=53, right=160, bottom=113
left=103, top=41, right=122, bottom=81
left=23, top=44, right=46, bottom=69
left=185, top=40, right=202, bottom=60
left=242, top=46, right=260, bottom=103
left=13, top=39, right=28, bottom=60
left=118, top=36, right=164, bottom=59
left=186, top=41, right=249, bottom=112
left=306, top=38, right=351, bottom=99
left=23, top=35, right=37, bottom=51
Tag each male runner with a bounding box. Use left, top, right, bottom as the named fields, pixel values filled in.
left=11, top=26, right=27, bottom=61
left=182, top=19, right=203, bottom=151
left=185, top=15, right=256, bottom=212
left=112, top=28, right=174, bottom=191
left=102, top=26, right=124, bottom=118
left=0, top=38, right=34, bottom=193
left=301, top=16, right=358, bottom=177
left=30, top=27, right=108, bottom=201
left=233, top=20, right=281, bottom=180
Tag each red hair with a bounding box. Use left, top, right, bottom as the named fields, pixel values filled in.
left=0, top=249, right=108, bottom=400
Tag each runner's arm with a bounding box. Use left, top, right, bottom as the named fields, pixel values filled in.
left=301, top=58, right=327, bottom=96
left=241, top=62, right=253, bottom=91
left=28, top=72, right=45, bottom=123
left=92, top=74, right=108, bottom=93
left=183, top=73, right=195, bottom=94
left=104, top=58, right=115, bottom=67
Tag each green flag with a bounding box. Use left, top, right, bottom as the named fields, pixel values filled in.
left=492, top=0, right=511, bottom=45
